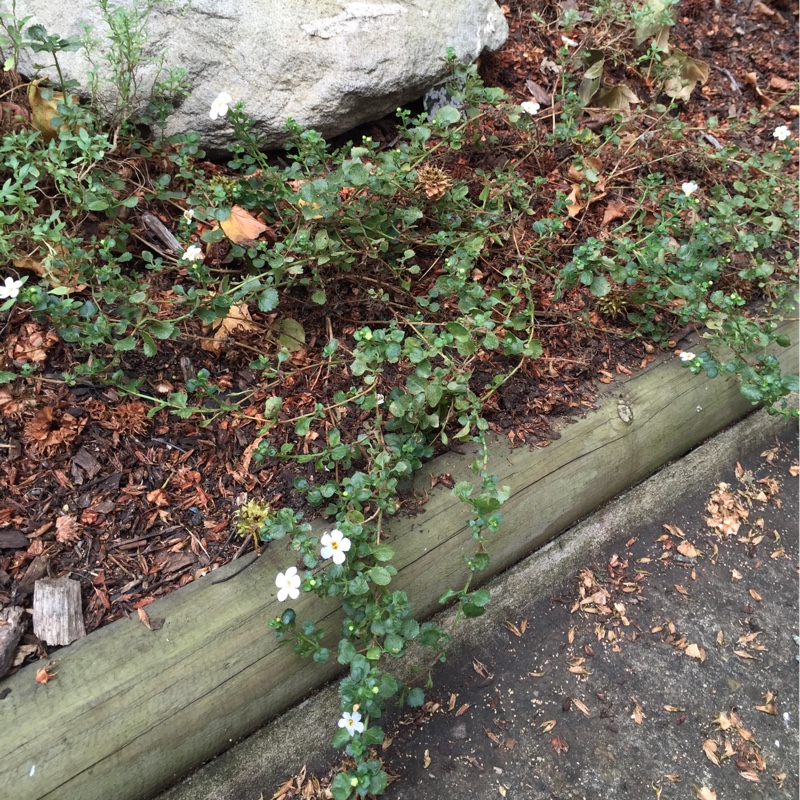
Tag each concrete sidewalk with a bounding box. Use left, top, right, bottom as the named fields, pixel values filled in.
left=159, top=407, right=798, bottom=800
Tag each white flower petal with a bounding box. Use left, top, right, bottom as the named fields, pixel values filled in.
left=773, top=125, right=791, bottom=141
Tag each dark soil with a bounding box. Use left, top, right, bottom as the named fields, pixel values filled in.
left=0, top=0, right=796, bottom=672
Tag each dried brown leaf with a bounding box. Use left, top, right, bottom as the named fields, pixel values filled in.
left=677, top=540, right=701, bottom=558
left=631, top=697, right=644, bottom=725
left=703, top=739, right=720, bottom=766
left=685, top=643, right=706, bottom=662
left=220, top=205, right=268, bottom=244
left=694, top=788, right=717, bottom=800
left=550, top=735, right=569, bottom=754
left=601, top=199, right=628, bottom=226
left=566, top=184, right=584, bottom=218
left=572, top=698, right=590, bottom=716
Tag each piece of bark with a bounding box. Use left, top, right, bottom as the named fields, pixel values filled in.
left=17, top=555, right=49, bottom=595
left=0, top=607, right=25, bottom=679
left=0, top=530, right=28, bottom=550
left=33, top=577, right=86, bottom=646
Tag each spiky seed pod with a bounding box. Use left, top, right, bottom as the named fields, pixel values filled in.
left=416, top=165, right=452, bottom=200
left=596, top=288, right=629, bottom=319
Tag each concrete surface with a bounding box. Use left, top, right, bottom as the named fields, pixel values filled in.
left=158, top=406, right=798, bottom=800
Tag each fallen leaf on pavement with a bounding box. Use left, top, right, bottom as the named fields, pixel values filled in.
left=734, top=649, right=756, bottom=660
left=694, top=787, right=717, bottom=800
left=755, top=691, right=778, bottom=715
left=703, top=739, right=720, bottom=766
left=550, top=735, right=569, bottom=754
left=685, top=643, right=706, bottom=662
left=677, top=540, right=701, bottom=558
left=572, top=698, right=590, bottom=716
left=631, top=697, right=645, bottom=725
left=540, top=719, right=557, bottom=733
left=423, top=749, right=431, bottom=768
left=674, top=584, right=690, bottom=596
left=748, top=589, right=762, bottom=602
left=456, top=703, right=471, bottom=716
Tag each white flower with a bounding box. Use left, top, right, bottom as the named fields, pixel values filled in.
left=520, top=101, right=540, bottom=116
left=183, top=244, right=204, bottom=262
left=681, top=181, right=698, bottom=196
left=320, top=529, right=352, bottom=565
left=679, top=351, right=696, bottom=362
left=375, top=393, right=385, bottom=406
left=773, top=125, right=791, bottom=141
left=0, top=276, right=22, bottom=300
left=183, top=209, right=195, bottom=222
left=275, top=567, right=301, bottom=602
left=561, top=35, right=578, bottom=47
left=209, top=91, right=232, bottom=121
left=337, top=709, right=364, bottom=736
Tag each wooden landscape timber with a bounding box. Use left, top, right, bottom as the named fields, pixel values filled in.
left=0, top=322, right=796, bottom=800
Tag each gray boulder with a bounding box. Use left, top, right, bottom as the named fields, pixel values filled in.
left=8, top=0, right=508, bottom=150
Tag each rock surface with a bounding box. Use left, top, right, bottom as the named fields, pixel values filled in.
left=9, top=0, right=508, bottom=150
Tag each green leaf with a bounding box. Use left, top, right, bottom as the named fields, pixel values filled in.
left=371, top=544, right=395, bottom=562
left=362, top=726, right=384, bottom=746
left=461, top=603, right=485, bottom=618
left=294, top=416, right=312, bottom=436
left=383, top=633, right=403, bottom=655
left=739, top=383, right=764, bottom=404
left=369, top=566, right=393, bottom=586
left=147, top=320, right=174, bottom=340
left=331, top=729, right=353, bottom=751
left=438, top=588, right=459, bottom=605
left=337, top=639, right=357, bottom=664
left=344, top=159, right=370, bottom=186
left=433, top=105, right=462, bottom=126
left=0, top=371, right=18, bottom=383
left=258, top=287, right=279, bottom=312
left=469, top=588, right=491, bottom=607
left=278, top=317, right=306, bottom=351
left=407, top=687, right=425, bottom=707
left=120, top=195, right=139, bottom=208
left=141, top=331, right=157, bottom=358
left=113, top=336, right=137, bottom=351
left=445, top=321, right=471, bottom=341
left=590, top=275, right=611, bottom=297
left=263, top=396, right=282, bottom=419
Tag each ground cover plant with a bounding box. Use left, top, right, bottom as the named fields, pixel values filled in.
left=0, top=0, right=797, bottom=796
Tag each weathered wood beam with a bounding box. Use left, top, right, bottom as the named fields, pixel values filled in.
left=0, top=323, right=796, bottom=800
